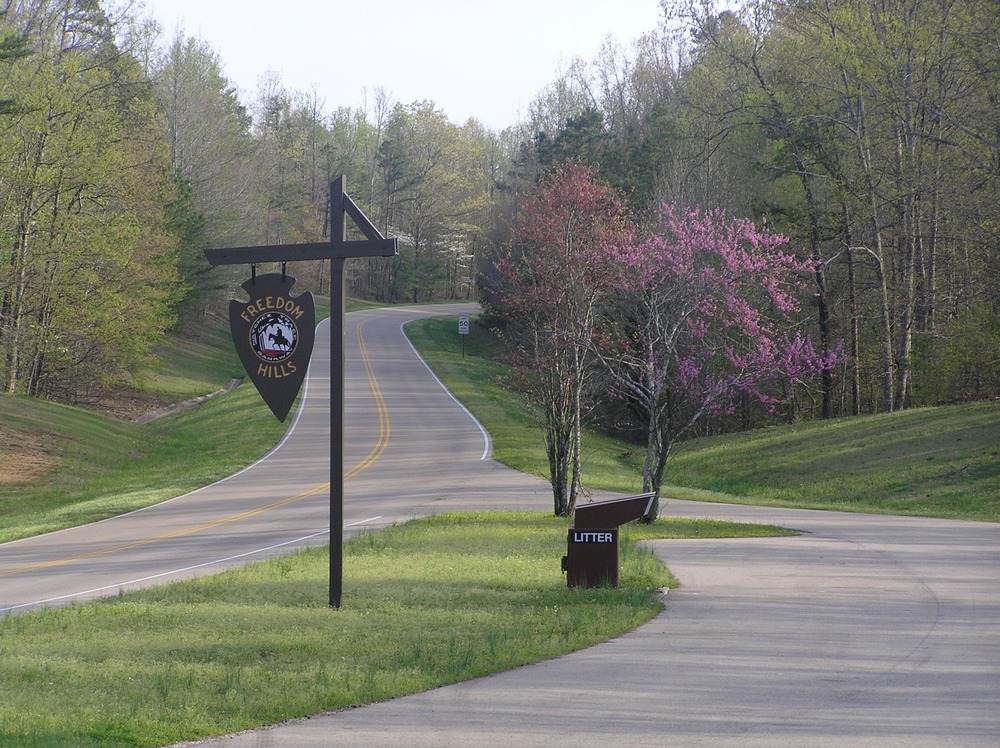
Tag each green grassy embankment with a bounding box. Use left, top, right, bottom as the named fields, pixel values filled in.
left=0, top=512, right=683, bottom=746
left=0, top=308, right=994, bottom=746
left=407, top=315, right=1000, bottom=522
left=0, top=306, right=791, bottom=746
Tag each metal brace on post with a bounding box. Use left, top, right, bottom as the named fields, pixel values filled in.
left=204, top=177, right=398, bottom=608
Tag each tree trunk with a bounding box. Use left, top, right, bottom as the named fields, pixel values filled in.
left=846, top=243, right=862, bottom=416
left=874, top=244, right=895, bottom=413
left=799, top=165, right=834, bottom=418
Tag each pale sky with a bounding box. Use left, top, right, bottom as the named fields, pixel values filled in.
left=145, top=0, right=667, bottom=131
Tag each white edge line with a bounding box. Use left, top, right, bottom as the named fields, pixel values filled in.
left=399, top=318, right=492, bottom=461
left=1, top=306, right=471, bottom=609
left=0, top=319, right=331, bottom=549
left=0, top=515, right=383, bottom=615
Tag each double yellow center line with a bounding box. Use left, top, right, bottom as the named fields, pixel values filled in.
left=346, top=318, right=390, bottom=478
left=1, top=318, right=389, bottom=579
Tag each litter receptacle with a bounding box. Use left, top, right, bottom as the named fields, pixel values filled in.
left=561, top=493, right=655, bottom=589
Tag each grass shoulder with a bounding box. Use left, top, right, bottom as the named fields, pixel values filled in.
left=405, top=314, right=1000, bottom=522
left=0, top=511, right=786, bottom=746
left=0, top=387, right=289, bottom=543
left=0, top=306, right=795, bottom=745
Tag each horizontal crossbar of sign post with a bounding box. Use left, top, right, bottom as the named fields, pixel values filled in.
left=204, top=239, right=398, bottom=266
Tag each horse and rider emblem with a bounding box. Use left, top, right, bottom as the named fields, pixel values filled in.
left=250, top=312, right=297, bottom=362
left=229, top=273, right=315, bottom=422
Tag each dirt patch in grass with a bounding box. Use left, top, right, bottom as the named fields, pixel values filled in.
left=80, top=385, right=175, bottom=421
left=132, top=378, right=243, bottom=424
left=0, top=426, right=58, bottom=485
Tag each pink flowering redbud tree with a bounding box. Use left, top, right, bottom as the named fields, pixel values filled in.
left=598, top=205, right=843, bottom=519
left=487, top=163, right=631, bottom=517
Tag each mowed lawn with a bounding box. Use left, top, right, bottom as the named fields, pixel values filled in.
left=0, top=308, right=995, bottom=746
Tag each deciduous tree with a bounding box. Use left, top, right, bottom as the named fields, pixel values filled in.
left=0, top=0, right=179, bottom=399
left=488, top=164, right=630, bottom=516
left=375, top=101, right=488, bottom=303
left=0, top=7, right=28, bottom=114
left=154, top=32, right=257, bottom=314
left=599, top=204, right=841, bottom=517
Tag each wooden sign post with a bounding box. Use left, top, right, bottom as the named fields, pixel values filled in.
left=205, top=176, right=397, bottom=608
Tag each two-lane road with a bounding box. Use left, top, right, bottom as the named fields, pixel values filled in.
left=2, top=305, right=997, bottom=746
left=0, top=305, right=547, bottom=615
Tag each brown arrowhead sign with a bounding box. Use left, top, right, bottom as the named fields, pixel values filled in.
left=229, top=273, right=315, bottom=422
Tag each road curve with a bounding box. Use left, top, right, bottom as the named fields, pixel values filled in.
left=0, top=304, right=547, bottom=615
left=189, top=506, right=1000, bottom=748
left=2, top=305, right=998, bottom=746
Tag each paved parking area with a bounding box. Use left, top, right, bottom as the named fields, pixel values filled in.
left=187, top=502, right=1000, bottom=747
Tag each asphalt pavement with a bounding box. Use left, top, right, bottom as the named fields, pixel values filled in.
left=185, top=502, right=1000, bottom=747
left=184, top=307, right=1000, bottom=747
left=1, top=305, right=996, bottom=746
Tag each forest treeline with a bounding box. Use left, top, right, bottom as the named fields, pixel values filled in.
left=0, top=0, right=997, bottom=424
